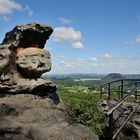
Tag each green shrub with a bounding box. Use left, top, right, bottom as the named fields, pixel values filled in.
left=68, top=93, right=103, bottom=135
left=57, top=85, right=104, bottom=136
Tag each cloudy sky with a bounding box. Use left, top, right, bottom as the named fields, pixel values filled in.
left=0, top=0, right=140, bottom=74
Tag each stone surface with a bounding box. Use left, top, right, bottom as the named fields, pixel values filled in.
left=0, top=23, right=58, bottom=102
left=101, top=101, right=140, bottom=140
left=116, top=107, right=140, bottom=140
left=0, top=23, right=99, bottom=139
left=0, top=45, right=11, bottom=75
left=16, top=47, right=51, bottom=78
left=2, top=23, right=53, bottom=48
left=0, top=94, right=98, bottom=140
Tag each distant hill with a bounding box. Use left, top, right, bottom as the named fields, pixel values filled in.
left=43, top=73, right=106, bottom=87
left=43, top=73, right=140, bottom=87
left=101, top=73, right=124, bottom=84
left=44, top=73, right=106, bottom=80
left=123, top=74, right=140, bottom=79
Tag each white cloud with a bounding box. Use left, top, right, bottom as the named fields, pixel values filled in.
left=71, top=41, right=84, bottom=50
left=58, top=55, right=64, bottom=59
left=28, top=10, right=33, bottom=16
left=98, top=53, right=136, bottom=63
left=52, top=27, right=81, bottom=42
left=104, top=53, right=113, bottom=59
left=59, top=60, right=65, bottom=64
left=50, top=54, right=140, bottom=74
left=51, top=26, right=84, bottom=50
left=59, top=60, right=73, bottom=68
left=23, top=5, right=33, bottom=17
left=0, top=15, right=9, bottom=21
left=58, top=17, right=72, bottom=24
left=99, top=53, right=113, bottom=61
left=126, top=34, right=140, bottom=45
left=74, top=57, right=83, bottom=62
left=0, top=0, right=33, bottom=21
left=89, top=54, right=137, bottom=64
left=89, top=57, right=97, bottom=61
left=64, top=63, right=73, bottom=67
left=0, top=0, right=22, bottom=15
left=117, top=55, right=136, bottom=62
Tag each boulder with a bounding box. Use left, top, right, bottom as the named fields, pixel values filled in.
left=0, top=94, right=98, bottom=140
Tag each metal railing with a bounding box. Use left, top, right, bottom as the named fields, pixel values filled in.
left=100, top=79, right=140, bottom=101
left=100, top=79, right=140, bottom=140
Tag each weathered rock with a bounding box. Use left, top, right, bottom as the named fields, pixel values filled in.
left=0, top=45, right=11, bottom=75
left=2, top=23, right=53, bottom=48
left=0, top=23, right=99, bottom=139
left=0, top=23, right=58, bottom=102
left=101, top=102, right=140, bottom=140
left=0, top=94, right=98, bottom=140
left=115, top=107, right=140, bottom=140
left=16, top=47, right=51, bottom=78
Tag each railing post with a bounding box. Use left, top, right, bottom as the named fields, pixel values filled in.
left=108, top=83, right=111, bottom=101
left=135, top=83, right=138, bottom=101
left=118, top=86, right=120, bottom=100
left=100, top=85, right=103, bottom=99
left=120, top=80, right=123, bottom=99
left=108, top=113, right=114, bottom=140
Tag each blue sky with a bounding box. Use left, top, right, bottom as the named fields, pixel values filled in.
left=0, top=0, right=140, bottom=74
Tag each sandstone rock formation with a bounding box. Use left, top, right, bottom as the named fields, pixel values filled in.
left=0, top=23, right=99, bottom=140
left=0, top=23, right=58, bottom=103
left=0, top=94, right=98, bottom=140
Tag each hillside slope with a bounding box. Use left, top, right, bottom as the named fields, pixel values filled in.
left=101, top=73, right=124, bottom=83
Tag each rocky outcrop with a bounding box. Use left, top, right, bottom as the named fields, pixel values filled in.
left=0, top=23, right=58, bottom=103
left=0, top=94, right=98, bottom=140
left=0, top=23, right=99, bottom=140
left=101, top=101, right=140, bottom=140
left=116, top=106, right=140, bottom=140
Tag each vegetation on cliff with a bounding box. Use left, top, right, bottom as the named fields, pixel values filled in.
left=57, top=84, right=104, bottom=136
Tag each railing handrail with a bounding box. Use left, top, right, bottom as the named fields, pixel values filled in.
left=113, top=102, right=140, bottom=140
left=118, top=81, right=140, bottom=89
left=102, top=81, right=140, bottom=140
left=100, top=79, right=140, bottom=101
left=101, top=78, right=140, bottom=86
left=106, top=83, right=140, bottom=115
